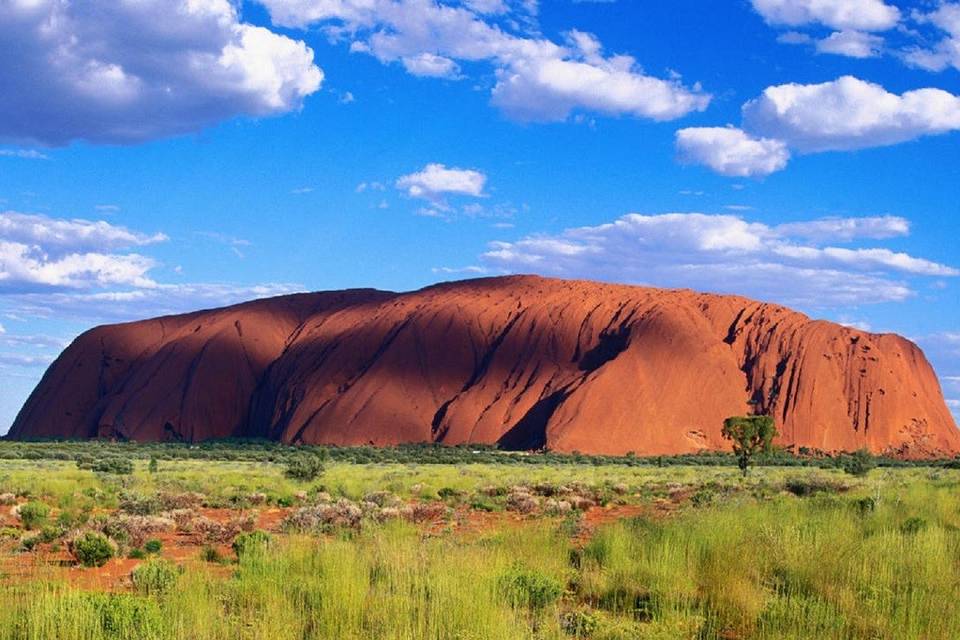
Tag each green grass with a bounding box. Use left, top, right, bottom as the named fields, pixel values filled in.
left=1, top=443, right=959, bottom=639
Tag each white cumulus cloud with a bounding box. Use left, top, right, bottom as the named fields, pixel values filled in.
left=0, top=211, right=168, bottom=292
left=255, top=0, right=709, bottom=122
left=680, top=76, right=960, bottom=176
left=0, top=0, right=323, bottom=145
left=401, top=53, right=462, bottom=78
left=396, top=164, right=487, bottom=207
left=750, top=0, right=900, bottom=31
left=743, top=76, right=960, bottom=153
left=816, top=30, right=884, bottom=58
left=903, top=2, right=960, bottom=72
left=676, top=127, right=790, bottom=177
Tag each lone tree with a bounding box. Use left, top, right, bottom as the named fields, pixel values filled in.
left=721, top=415, right=777, bottom=477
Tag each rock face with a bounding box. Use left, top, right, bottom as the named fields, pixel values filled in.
left=9, top=276, right=959, bottom=456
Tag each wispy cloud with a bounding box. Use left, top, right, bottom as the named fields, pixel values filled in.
left=478, top=212, right=956, bottom=307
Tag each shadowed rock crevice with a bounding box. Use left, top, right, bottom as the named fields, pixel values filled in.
left=578, top=324, right=632, bottom=373
left=497, top=389, right=568, bottom=451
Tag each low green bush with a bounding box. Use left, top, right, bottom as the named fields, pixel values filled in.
left=82, top=592, right=165, bottom=638
left=498, top=565, right=563, bottom=611
left=560, top=609, right=601, bottom=636
left=232, top=530, right=272, bottom=559
left=200, top=545, right=227, bottom=564
left=901, top=516, right=927, bottom=535
left=837, top=449, right=877, bottom=477
left=18, top=500, right=50, bottom=530
left=284, top=454, right=326, bottom=482
left=783, top=475, right=848, bottom=497
left=71, top=531, right=116, bottom=567
left=131, top=559, right=180, bottom=596
left=77, top=456, right=135, bottom=475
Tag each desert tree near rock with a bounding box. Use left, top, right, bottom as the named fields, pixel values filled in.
left=721, top=415, right=777, bottom=477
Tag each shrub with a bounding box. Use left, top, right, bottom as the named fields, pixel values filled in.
left=837, top=449, right=877, bottom=477
left=470, top=497, right=497, bottom=512
left=283, top=500, right=364, bottom=532
left=144, top=539, right=162, bottom=554
left=184, top=515, right=240, bottom=544
left=37, top=524, right=61, bottom=543
left=131, top=559, right=180, bottom=596
left=560, top=609, right=601, bottom=637
left=901, top=516, right=927, bottom=535
left=71, top=531, right=116, bottom=567
left=284, top=453, right=326, bottom=482
left=82, top=593, right=165, bottom=638
left=363, top=491, right=400, bottom=507
left=690, top=488, right=716, bottom=507
left=783, top=476, right=849, bottom=497
left=408, top=502, right=448, bottom=523
left=437, top=487, right=462, bottom=500
left=498, top=565, right=563, bottom=611
left=853, top=496, right=877, bottom=515
left=78, top=456, right=134, bottom=475
left=128, top=548, right=147, bottom=560
left=156, top=492, right=205, bottom=511
left=506, top=489, right=540, bottom=514
left=18, top=500, right=50, bottom=530
left=103, top=515, right=174, bottom=548
left=200, top=545, right=226, bottom=564
left=119, top=493, right=162, bottom=516
left=56, top=508, right=89, bottom=530
left=232, top=530, right=272, bottom=558
left=21, top=535, right=42, bottom=551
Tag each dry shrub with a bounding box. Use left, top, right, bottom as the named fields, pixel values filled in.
left=376, top=506, right=411, bottom=522
left=532, top=482, right=560, bottom=497
left=157, top=492, right=205, bottom=511
left=184, top=516, right=241, bottom=543
left=544, top=499, right=573, bottom=515
left=0, top=493, right=16, bottom=506
left=363, top=491, right=400, bottom=508
left=569, top=496, right=596, bottom=511
left=283, top=499, right=364, bottom=532
left=506, top=489, right=539, bottom=514
left=231, top=513, right=256, bottom=533
left=168, top=509, right=199, bottom=531
left=103, top=515, right=174, bottom=548
left=407, top=502, right=447, bottom=523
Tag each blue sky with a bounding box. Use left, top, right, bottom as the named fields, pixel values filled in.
left=0, top=0, right=958, bottom=431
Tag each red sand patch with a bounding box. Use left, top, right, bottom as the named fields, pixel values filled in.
left=0, top=499, right=679, bottom=591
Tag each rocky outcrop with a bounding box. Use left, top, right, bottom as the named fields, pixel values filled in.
left=9, top=276, right=959, bottom=456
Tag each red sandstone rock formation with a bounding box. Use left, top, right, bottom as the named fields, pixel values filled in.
left=9, top=276, right=959, bottom=457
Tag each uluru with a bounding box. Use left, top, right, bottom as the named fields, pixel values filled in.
left=8, top=275, right=959, bottom=457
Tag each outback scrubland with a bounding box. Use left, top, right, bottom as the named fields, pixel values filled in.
left=0, top=441, right=958, bottom=639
